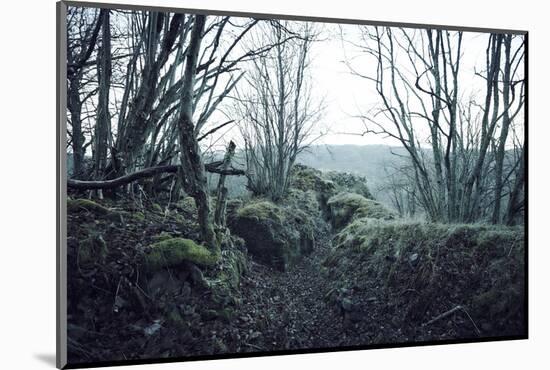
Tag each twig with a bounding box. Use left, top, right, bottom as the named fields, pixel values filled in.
left=112, top=277, right=122, bottom=313
left=460, top=306, right=482, bottom=336
left=422, top=305, right=482, bottom=337
left=422, top=305, right=463, bottom=326
left=244, top=343, right=265, bottom=351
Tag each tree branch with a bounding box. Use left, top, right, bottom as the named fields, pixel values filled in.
left=67, top=162, right=245, bottom=190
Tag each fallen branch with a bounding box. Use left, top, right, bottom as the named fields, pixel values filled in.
left=422, top=305, right=482, bottom=336
left=422, top=305, right=463, bottom=326
left=67, top=162, right=245, bottom=190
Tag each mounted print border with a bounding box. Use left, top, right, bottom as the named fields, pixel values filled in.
left=57, top=1, right=528, bottom=368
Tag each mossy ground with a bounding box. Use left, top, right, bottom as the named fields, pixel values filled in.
left=66, top=196, right=251, bottom=362
left=324, top=218, right=525, bottom=341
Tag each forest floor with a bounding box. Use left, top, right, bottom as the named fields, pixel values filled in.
left=235, top=224, right=346, bottom=352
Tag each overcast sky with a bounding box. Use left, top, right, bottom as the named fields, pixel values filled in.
left=209, top=18, right=524, bottom=149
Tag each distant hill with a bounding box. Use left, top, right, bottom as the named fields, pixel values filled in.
left=68, top=144, right=412, bottom=207
left=296, top=144, right=410, bottom=201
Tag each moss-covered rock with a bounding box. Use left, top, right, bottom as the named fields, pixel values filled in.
left=291, top=164, right=325, bottom=191
left=290, top=164, right=337, bottom=214
left=325, top=171, right=374, bottom=200
left=68, top=199, right=111, bottom=215
left=327, top=192, right=395, bottom=230
left=208, top=246, right=248, bottom=291
left=284, top=188, right=321, bottom=218
left=228, top=200, right=311, bottom=271
left=144, top=237, right=219, bottom=271
left=290, top=164, right=337, bottom=207
left=236, top=201, right=285, bottom=223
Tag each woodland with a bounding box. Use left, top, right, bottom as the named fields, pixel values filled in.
left=64, top=6, right=526, bottom=364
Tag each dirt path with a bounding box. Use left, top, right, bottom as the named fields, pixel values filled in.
left=234, top=225, right=351, bottom=352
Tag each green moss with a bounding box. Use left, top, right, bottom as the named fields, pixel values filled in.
left=68, top=199, right=110, bottom=215
left=291, top=165, right=324, bottom=191
left=230, top=200, right=309, bottom=270
left=225, top=199, right=243, bottom=222
left=177, top=196, right=197, bottom=212
left=144, top=237, right=219, bottom=270
left=290, top=165, right=337, bottom=211
left=219, top=248, right=247, bottom=290
left=236, top=201, right=285, bottom=223
left=152, top=203, right=163, bottom=213
left=133, top=212, right=145, bottom=221
left=284, top=188, right=320, bottom=217
left=173, top=214, right=185, bottom=224
left=325, top=171, right=374, bottom=199
left=327, top=192, right=395, bottom=230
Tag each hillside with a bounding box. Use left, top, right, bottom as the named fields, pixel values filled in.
left=66, top=164, right=525, bottom=365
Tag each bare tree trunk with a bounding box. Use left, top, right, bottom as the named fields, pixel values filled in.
left=214, top=141, right=236, bottom=226
left=95, top=10, right=111, bottom=184
left=505, top=147, right=525, bottom=225
left=463, top=34, right=503, bottom=221
left=492, top=35, right=512, bottom=224
left=68, top=77, right=84, bottom=179
left=66, top=8, right=104, bottom=180
left=176, top=15, right=218, bottom=252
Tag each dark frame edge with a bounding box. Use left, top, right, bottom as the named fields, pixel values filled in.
left=57, top=1, right=68, bottom=369
left=523, top=31, right=529, bottom=340
left=63, top=0, right=527, bottom=35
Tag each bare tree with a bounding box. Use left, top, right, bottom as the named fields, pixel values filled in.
left=344, top=27, right=525, bottom=223
left=94, top=9, right=111, bottom=188
left=66, top=7, right=103, bottom=178
left=234, top=22, right=323, bottom=201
